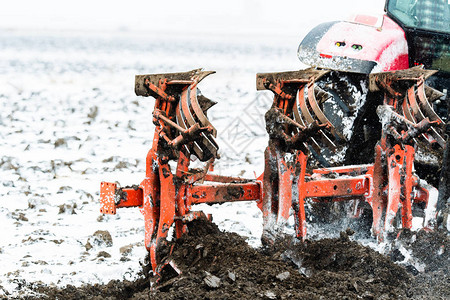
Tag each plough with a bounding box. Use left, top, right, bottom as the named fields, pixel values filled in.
left=100, top=67, right=446, bottom=279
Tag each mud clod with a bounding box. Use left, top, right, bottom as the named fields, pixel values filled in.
left=87, top=230, right=113, bottom=248
left=97, top=251, right=111, bottom=258
left=203, top=271, right=221, bottom=289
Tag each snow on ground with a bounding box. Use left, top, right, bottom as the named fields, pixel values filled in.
left=0, top=29, right=310, bottom=296
left=0, top=1, right=417, bottom=297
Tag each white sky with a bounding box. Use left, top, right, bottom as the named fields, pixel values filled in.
left=1, top=0, right=386, bottom=36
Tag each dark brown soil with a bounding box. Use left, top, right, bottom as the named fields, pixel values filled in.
left=19, top=220, right=449, bottom=300
left=395, top=229, right=450, bottom=300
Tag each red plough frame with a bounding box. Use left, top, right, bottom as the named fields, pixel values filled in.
left=100, top=67, right=442, bottom=278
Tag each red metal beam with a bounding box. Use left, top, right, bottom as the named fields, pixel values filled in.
left=304, top=176, right=369, bottom=198
left=100, top=182, right=143, bottom=215
left=116, top=188, right=144, bottom=208
left=188, top=182, right=261, bottom=204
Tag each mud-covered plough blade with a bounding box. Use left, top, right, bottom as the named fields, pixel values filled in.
left=257, top=67, right=444, bottom=242
left=135, top=69, right=219, bottom=161
left=100, top=67, right=446, bottom=282
left=370, top=67, right=446, bottom=148
left=101, top=69, right=263, bottom=280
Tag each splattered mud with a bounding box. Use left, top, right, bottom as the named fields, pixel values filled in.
left=20, top=220, right=449, bottom=300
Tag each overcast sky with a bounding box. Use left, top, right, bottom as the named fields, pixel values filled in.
left=1, top=0, right=386, bottom=36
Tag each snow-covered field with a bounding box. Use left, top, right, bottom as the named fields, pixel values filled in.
left=1, top=0, right=406, bottom=297
left=0, top=28, right=317, bottom=297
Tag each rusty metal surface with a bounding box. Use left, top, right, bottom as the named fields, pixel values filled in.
left=371, top=67, right=445, bottom=149
left=135, top=69, right=215, bottom=97
left=178, top=82, right=218, bottom=161
left=256, top=68, right=329, bottom=90
left=369, top=66, right=438, bottom=92
left=189, top=85, right=217, bottom=136
left=416, top=78, right=443, bottom=123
